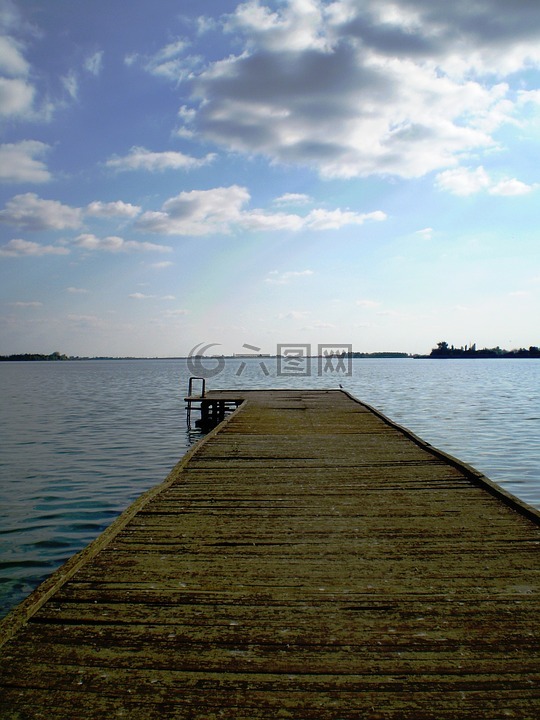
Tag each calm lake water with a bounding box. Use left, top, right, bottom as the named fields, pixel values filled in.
left=1, top=358, right=539, bottom=618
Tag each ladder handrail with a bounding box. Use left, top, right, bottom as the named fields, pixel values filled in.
left=188, top=376, right=206, bottom=398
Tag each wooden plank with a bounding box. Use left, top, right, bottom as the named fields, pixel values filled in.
left=1, top=389, right=539, bottom=719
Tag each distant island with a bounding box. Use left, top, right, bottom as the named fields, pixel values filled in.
left=423, top=342, right=540, bottom=359
left=0, top=351, right=70, bottom=361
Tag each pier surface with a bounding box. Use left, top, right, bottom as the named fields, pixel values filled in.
left=1, top=389, right=539, bottom=719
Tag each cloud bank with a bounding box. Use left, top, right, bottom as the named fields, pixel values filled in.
left=0, top=193, right=82, bottom=230
left=169, top=0, right=540, bottom=179
left=137, top=185, right=386, bottom=236
left=0, top=141, right=51, bottom=183
left=106, top=147, right=215, bottom=173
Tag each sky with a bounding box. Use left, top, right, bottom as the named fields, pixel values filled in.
left=1, top=0, right=539, bottom=357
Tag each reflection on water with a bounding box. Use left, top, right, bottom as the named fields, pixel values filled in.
left=0, top=358, right=539, bottom=617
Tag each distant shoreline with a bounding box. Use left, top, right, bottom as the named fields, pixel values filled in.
left=0, top=352, right=410, bottom=361
left=1, top=348, right=540, bottom=362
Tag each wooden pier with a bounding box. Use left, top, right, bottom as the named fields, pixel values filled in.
left=1, top=389, right=539, bottom=719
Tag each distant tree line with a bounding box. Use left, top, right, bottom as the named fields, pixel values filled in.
left=0, top=351, right=68, bottom=361
left=347, top=352, right=410, bottom=358
left=429, top=342, right=540, bottom=359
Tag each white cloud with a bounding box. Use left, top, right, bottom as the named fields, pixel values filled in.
left=130, top=37, right=201, bottom=81
left=180, top=0, right=540, bottom=179
left=331, top=0, right=540, bottom=72
left=175, top=105, right=197, bottom=138
left=138, top=185, right=386, bottom=236
left=129, top=292, right=154, bottom=300
left=0, top=34, right=29, bottom=76
left=273, top=193, right=312, bottom=206
left=226, top=0, right=329, bottom=53
left=305, top=208, right=386, bottom=230
left=0, top=141, right=51, bottom=183
left=0, top=75, right=34, bottom=116
left=73, top=234, right=172, bottom=254
left=489, top=179, right=537, bottom=196
left=151, top=260, right=174, bottom=269
left=62, top=70, right=78, bottom=100
left=436, top=166, right=538, bottom=196
left=9, top=301, right=43, bottom=307
left=124, top=53, right=138, bottom=67
left=243, top=206, right=386, bottom=232
left=137, top=185, right=250, bottom=236
left=518, top=89, right=540, bottom=107
left=106, top=146, right=215, bottom=172
left=0, top=31, right=35, bottom=118
left=266, top=269, right=314, bottom=285
left=196, top=16, right=218, bottom=36
left=163, top=308, right=189, bottom=317
left=146, top=38, right=190, bottom=79
left=0, top=238, right=70, bottom=257
left=85, top=200, right=142, bottom=218
left=435, top=166, right=491, bottom=196
left=416, top=227, right=434, bottom=240
left=66, top=286, right=89, bottom=294
left=129, top=292, right=176, bottom=301
left=0, top=194, right=82, bottom=230
left=84, top=51, right=103, bottom=76
left=240, top=210, right=305, bottom=232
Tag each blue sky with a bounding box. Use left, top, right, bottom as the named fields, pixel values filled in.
left=1, top=0, right=539, bottom=357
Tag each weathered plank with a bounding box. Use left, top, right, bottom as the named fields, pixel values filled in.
left=1, top=389, right=539, bottom=719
